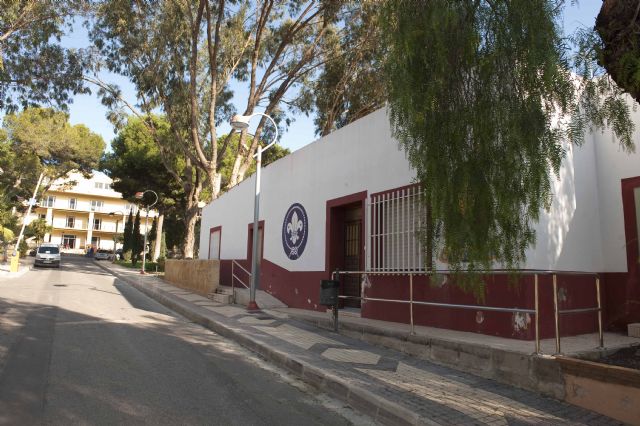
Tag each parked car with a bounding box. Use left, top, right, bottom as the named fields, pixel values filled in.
left=34, top=243, right=61, bottom=268
left=94, top=249, right=112, bottom=261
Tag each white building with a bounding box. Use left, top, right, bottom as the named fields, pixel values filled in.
left=26, top=171, right=157, bottom=252
left=199, top=108, right=640, bottom=339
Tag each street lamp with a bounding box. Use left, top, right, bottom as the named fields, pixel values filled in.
left=230, top=112, right=279, bottom=311
left=108, top=211, right=124, bottom=262
left=135, top=190, right=158, bottom=274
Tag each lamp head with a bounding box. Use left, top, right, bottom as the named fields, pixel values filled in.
left=230, top=114, right=251, bottom=130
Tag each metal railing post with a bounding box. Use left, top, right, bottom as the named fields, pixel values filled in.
left=332, top=269, right=339, bottom=332
left=553, top=274, right=561, bottom=354
left=231, top=261, right=235, bottom=303
left=535, top=274, right=540, bottom=354
left=596, top=276, right=604, bottom=349
left=410, top=273, right=415, bottom=335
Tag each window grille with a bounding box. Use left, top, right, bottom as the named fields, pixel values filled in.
left=367, top=185, right=427, bottom=273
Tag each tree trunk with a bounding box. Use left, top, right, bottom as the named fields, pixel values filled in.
left=152, top=213, right=164, bottom=261
left=183, top=205, right=199, bottom=259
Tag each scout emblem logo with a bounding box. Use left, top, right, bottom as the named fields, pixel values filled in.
left=282, top=203, right=308, bottom=260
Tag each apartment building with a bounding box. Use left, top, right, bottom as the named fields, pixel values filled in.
left=27, top=171, right=156, bottom=253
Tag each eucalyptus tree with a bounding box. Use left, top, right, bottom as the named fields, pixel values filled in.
left=380, top=0, right=635, bottom=295
left=90, top=0, right=345, bottom=257
left=307, top=2, right=386, bottom=137
left=0, top=0, right=92, bottom=112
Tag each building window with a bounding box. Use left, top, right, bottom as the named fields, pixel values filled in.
left=90, top=200, right=104, bottom=212
left=91, top=236, right=100, bottom=247
left=41, top=195, right=55, bottom=208
left=66, top=216, right=75, bottom=228
left=62, top=234, right=76, bottom=249
left=368, top=185, right=428, bottom=272
left=68, top=198, right=77, bottom=210
left=93, top=218, right=102, bottom=230
left=39, top=214, right=47, bottom=220
left=105, top=183, right=112, bottom=190
left=125, top=203, right=135, bottom=213
left=94, top=182, right=104, bottom=189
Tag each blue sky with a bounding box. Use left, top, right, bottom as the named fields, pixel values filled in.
left=62, top=1, right=601, bottom=153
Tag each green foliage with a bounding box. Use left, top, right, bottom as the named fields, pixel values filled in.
left=595, top=0, right=640, bottom=104
left=18, top=239, right=28, bottom=257
left=0, top=1, right=91, bottom=112
left=307, top=3, right=386, bottom=136
left=380, top=0, right=635, bottom=296
left=25, top=218, right=52, bottom=244
left=123, top=211, right=133, bottom=253
left=131, top=210, right=141, bottom=265
left=159, top=231, right=167, bottom=260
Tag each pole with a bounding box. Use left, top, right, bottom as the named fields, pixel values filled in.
left=535, top=274, right=540, bottom=354
left=248, top=146, right=262, bottom=311
left=12, top=172, right=45, bottom=271
left=141, top=208, right=149, bottom=274
left=596, top=276, right=604, bottom=349
left=553, top=274, right=560, bottom=354
left=410, top=274, right=415, bottom=335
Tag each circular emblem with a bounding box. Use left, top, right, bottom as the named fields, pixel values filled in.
left=282, top=203, right=308, bottom=260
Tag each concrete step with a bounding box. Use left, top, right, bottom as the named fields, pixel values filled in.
left=216, top=286, right=234, bottom=296
left=209, top=292, right=232, bottom=304
left=234, top=288, right=287, bottom=309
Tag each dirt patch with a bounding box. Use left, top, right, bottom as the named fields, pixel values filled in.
left=596, top=346, right=640, bottom=371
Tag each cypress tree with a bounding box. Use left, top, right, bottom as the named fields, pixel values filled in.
left=132, top=211, right=141, bottom=265
left=123, top=211, right=133, bottom=254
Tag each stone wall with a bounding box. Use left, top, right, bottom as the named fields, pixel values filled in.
left=557, top=357, right=640, bottom=425
left=165, top=259, right=220, bottom=296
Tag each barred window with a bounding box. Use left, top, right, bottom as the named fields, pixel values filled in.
left=368, top=185, right=427, bottom=273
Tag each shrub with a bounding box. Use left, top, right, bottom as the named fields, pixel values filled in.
left=123, top=250, right=132, bottom=262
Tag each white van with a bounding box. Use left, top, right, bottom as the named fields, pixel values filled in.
left=34, top=243, right=61, bottom=268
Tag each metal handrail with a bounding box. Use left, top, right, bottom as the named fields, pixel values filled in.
left=231, top=260, right=250, bottom=303
left=330, top=270, right=603, bottom=355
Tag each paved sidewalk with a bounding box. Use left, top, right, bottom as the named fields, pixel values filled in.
left=96, top=262, right=619, bottom=426
left=0, top=258, right=31, bottom=279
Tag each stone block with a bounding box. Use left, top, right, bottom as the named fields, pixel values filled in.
left=628, top=323, right=640, bottom=338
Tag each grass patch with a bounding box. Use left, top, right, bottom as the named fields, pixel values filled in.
left=115, top=259, right=164, bottom=273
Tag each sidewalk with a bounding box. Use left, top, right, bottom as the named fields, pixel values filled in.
left=0, top=257, right=31, bottom=279
left=96, top=261, right=620, bottom=426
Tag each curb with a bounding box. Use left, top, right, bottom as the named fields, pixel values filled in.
left=96, top=262, right=434, bottom=426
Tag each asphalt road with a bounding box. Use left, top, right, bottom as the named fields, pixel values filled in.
left=0, top=256, right=364, bottom=426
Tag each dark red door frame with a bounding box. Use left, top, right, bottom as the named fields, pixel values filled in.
left=621, top=176, right=640, bottom=274
left=325, top=191, right=367, bottom=276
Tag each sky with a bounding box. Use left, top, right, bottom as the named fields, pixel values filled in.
left=60, top=1, right=602, bottom=153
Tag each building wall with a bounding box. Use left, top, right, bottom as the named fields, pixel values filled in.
left=199, top=106, right=640, bottom=337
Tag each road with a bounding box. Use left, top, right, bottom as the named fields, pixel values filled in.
left=0, top=256, right=364, bottom=425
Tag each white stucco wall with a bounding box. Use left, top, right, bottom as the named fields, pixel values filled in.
left=200, top=107, right=639, bottom=274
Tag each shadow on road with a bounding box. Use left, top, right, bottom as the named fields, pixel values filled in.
left=0, top=296, right=349, bottom=426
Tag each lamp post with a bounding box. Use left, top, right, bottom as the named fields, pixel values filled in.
left=108, top=211, right=124, bottom=262
left=230, top=112, right=278, bottom=311
left=135, top=190, right=158, bottom=274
